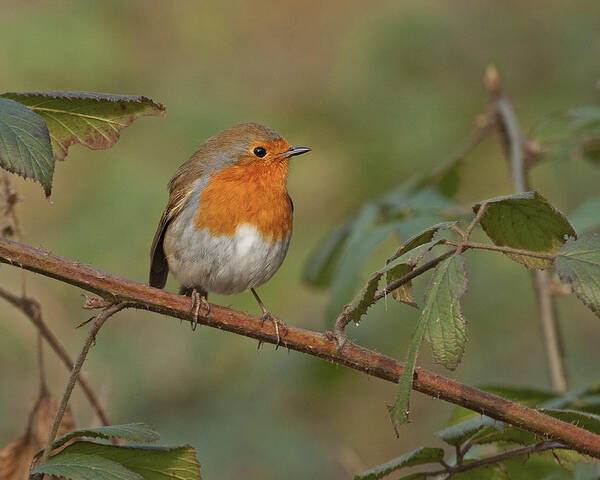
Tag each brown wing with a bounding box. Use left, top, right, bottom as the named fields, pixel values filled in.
left=149, top=166, right=198, bottom=288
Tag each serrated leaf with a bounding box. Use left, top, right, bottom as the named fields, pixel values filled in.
left=436, top=416, right=502, bottom=446
left=32, top=453, right=142, bottom=480
left=354, top=447, right=444, bottom=480
left=570, top=197, right=600, bottom=233
left=55, top=441, right=202, bottom=480
left=473, top=191, right=576, bottom=269
left=555, top=233, right=600, bottom=317
left=0, top=97, right=54, bottom=196
left=423, top=255, right=468, bottom=370
left=1, top=91, right=165, bottom=162
left=39, top=423, right=160, bottom=457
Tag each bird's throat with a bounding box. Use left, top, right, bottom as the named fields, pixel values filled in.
left=194, top=160, right=292, bottom=243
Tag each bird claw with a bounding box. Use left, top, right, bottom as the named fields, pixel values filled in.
left=190, top=289, right=210, bottom=331
left=261, top=312, right=287, bottom=348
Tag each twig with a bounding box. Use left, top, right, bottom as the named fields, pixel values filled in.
left=41, top=302, right=130, bottom=463
left=485, top=65, right=568, bottom=394
left=0, top=286, right=112, bottom=426
left=1, top=238, right=599, bottom=458
left=443, top=240, right=559, bottom=261
left=426, top=440, right=566, bottom=477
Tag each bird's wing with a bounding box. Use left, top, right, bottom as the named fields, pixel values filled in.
left=149, top=166, right=198, bottom=288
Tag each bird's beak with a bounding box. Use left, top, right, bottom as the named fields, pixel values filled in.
left=283, top=146, right=311, bottom=158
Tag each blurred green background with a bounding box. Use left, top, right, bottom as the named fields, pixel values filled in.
left=1, top=1, right=600, bottom=478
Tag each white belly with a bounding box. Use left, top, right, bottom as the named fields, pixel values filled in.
left=163, top=218, right=291, bottom=295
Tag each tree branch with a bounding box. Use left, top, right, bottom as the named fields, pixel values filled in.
left=0, top=237, right=599, bottom=458
left=0, top=286, right=112, bottom=426
left=485, top=65, right=568, bottom=394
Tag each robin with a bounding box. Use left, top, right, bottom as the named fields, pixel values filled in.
left=149, top=123, right=310, bottom=338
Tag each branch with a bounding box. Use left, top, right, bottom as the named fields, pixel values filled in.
left=485, top=65, right=568, bottom=394
left=0, top=286, right=112, bottom=426
left=444, top=240, right=559, bottom=261
left=426, top=440, right=567, bottom=478
left=1, top=237, right=600, bottom=458
left=41, top=302, right=130, bottom=463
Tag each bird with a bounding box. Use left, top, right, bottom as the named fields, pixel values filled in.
left=149, top=122, right=310, bottom=339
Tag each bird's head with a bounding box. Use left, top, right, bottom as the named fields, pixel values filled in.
left=193, top=123, right=310, bottom=173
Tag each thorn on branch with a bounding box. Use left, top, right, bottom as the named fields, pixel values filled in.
left=81, top=294, right=112, bottom=310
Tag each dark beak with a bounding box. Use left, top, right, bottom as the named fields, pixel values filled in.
left=283, top=146, right=311, bottom=158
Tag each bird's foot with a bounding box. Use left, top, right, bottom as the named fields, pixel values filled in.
left=189, top=289, right=210, bottom=331
left=260, top=312, right=288, bottom=349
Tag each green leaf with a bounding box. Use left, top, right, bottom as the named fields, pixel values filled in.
left=385, top=222, right=456, bottom=305
left=570, top=197, right=600, bottom=233
left=541, top=409, right=600, bottom=435
left=342, top=239, right=443, bottom=324
left=354, top=447, right=444, bottom=480
left=390, top=253, right=466, bottom=428
left=32, top=453, right=142, bottom=480
left=390, top=313, right=428, bottom=427
left=424, top=255, right=468, bottom=370
left=0, top=97, right=54, bottom=196
left=41, top=423, right=160, bottom=456
left=473, top=191, right=576, bottom=269
left=55, top=441, right=202, bottom=480
left=449, top=386, right=556, bottom=424
left=555, top=233, right=600, bottom=317
left=303, top=219, right=354, bottom=287
left=436, top=415, right=502, bottom=446
left=469, top=424, right=538, bottom=446
left=1, top=91, right=165, bottom=161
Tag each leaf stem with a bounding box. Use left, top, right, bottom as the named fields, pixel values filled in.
left=41, top=302, right=130, bottom=463
left=444, top=240, right=559, bottom=261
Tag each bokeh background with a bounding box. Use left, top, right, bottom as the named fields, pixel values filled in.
left=1, top=1, right=600, bottom=478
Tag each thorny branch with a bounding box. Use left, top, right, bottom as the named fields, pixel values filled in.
left=1, top=237, right=600, bottom=458
left=485, top=65, right=568, bottom=394
left=41, top=302, right=131, bottom=463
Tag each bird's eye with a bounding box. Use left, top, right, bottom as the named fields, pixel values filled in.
left=253, top=147, right=267, bottom=158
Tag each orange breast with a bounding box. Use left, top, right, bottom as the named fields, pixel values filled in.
left=194, top=160, right=292, bottom=243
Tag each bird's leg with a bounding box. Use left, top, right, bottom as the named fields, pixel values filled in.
left=180, top=287, right=209, bottom=331
left=251, top=288, right=287, bottom=347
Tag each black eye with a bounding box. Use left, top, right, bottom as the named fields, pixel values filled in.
left=253, top=147, right=267, bottom=158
